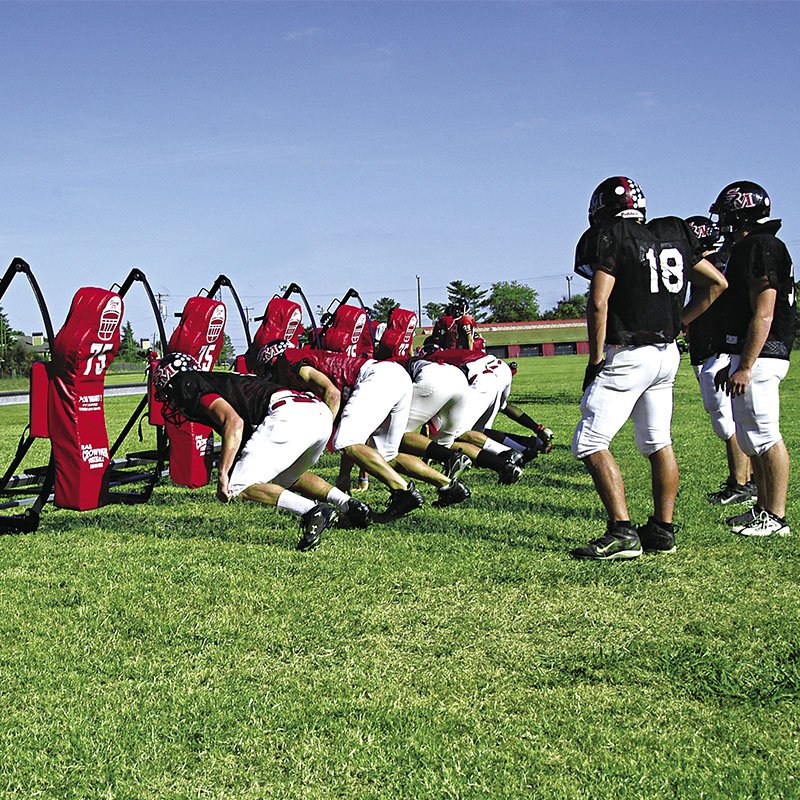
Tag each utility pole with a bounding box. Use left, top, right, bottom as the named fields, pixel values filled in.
left=565, top=275, right=573, bottom=301
left=415, top=274, right=422, bottom=327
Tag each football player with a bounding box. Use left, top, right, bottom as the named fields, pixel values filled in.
left=416, top=345, right=526, bottom=484
left=685, top=215, right=754, bottom=506
left=256, top=341, right=471, bottom=517
left=709, top=182, right=795, bottom=537
left=152, top=353, right=372, bottom=551
left=571, top=177, right=727, bottom=560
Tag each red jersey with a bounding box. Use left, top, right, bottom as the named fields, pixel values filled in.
left=283, top=347, right=367, bottom=392
left=455, top=314, right=477, bottom=348
left=431, top=315, right=457, bottom=349
left=424, top=348, right=488, bottom=368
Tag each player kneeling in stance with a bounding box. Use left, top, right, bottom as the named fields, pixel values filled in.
left=571, top=176, right=727, bottom=560
left=256, top=341, right=470, bottom=519
left=153, top=353, right=371, bottom=551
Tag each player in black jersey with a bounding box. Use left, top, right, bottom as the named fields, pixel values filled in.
left=570, top=177, right=727, bottom=560
left=709, top=182, right=796, bottom=537
left=152, top=353, right=372, bottom=551
left=685, top=216, right=754, bottom=506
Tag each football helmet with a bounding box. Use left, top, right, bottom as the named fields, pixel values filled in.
left=152, top=352, right=200, bottom=402
left=588, top=176, right=646, bottom=225
left=420, top=338, right=442, bottom=357
left=709, top=181, right=771, bottom=232
left=451, top=299, right=469, bottom=318
left=685, top=215, right=721, bottom=252
left=257, top=338, right=294, bottom=369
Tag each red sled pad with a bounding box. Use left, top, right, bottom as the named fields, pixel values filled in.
left=168, top=296, right=227, bottom=369
left=48, top=288, right=123, bottom=510
left=376, top=307, right=417, bottom=360
left=253, top=298, right=304, bottom=348
left=321, top=305, right=370, bottom=357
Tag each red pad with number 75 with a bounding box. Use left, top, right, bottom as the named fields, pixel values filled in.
left=48, top=287, right=123, bottom=510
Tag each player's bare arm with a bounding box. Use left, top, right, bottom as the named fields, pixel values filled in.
left=728, top=281, right=776, bottom=397
left=587, top=270, right=614, bottom=363
left=297, top=365, right=342, bottom=418
left=206, top=396, right=245, bottom=502
left=681, top=257, right=728, bottom=326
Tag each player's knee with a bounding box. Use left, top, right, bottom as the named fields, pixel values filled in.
left=737, top=429, right=782, bottom=458
left=572, top=421, right=611, bottom=460
left=710, top=411, right=736, bottom=441
left=634, top=433, right=672, bottom=457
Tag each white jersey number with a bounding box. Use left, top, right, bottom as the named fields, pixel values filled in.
left=83, top=342, right=113, bottom=376
left=646, top=247, right=684, bottom=294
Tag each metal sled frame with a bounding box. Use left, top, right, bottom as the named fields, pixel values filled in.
left=0, top=258, right=57, bottom=533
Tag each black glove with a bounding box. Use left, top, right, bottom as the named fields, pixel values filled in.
left=582, top=359, right=605, bottom=392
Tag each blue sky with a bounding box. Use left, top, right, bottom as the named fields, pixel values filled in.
left=2, top=1, right=798, bottom=351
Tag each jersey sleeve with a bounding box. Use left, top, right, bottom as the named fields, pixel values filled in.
left=574, top=224, right=619, bottom=279
left=742, top=235, right=789, bottom=290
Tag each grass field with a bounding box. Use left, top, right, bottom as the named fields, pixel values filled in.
left=1, top=355, right=798, bottom=799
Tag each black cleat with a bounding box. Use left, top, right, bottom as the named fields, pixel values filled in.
left=502, top=450, right=524, bottom=467
left=297, top=503, right=339, bottom=551
left=498, top=461, right=523, bottom=485
left=377, top=481, right=425, bottom=521
left=432, top=479, right=471, bottom=508
left=638, top=517, right=676, bottom=554
left=338, top=497, right=372, bottom=529
left=444, top=452, right=472, bottom=482
left=707, top=478, right=757, bottom=505
left=571, top=523, right=642, bottom=561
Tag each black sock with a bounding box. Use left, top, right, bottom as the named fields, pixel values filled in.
left=425, top=441, right=453, bottom=464
left=475, top=450, right=505, bottom=471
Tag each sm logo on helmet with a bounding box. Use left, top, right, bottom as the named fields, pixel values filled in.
left=725, top=187, right=759, bottom=210
left=206, top=304, right=226, bottom=343
left=98, top=296, right=122, bottom=342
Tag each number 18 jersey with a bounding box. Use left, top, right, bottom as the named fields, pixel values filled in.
left=574, top=216, right=703, bottom=346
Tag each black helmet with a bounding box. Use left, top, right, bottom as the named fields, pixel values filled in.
left=709, top=181, right=771, bottom=232
left=588, top=176, right=646, bottom=225
left=152, top=352, right=200, bottom=402
left=257, top=339, right=294, bottom=370
left=685, top=215, right=721, bottom=252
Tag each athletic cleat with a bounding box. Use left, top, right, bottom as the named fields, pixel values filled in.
left=638, top=517, right=676, bottom=554
left=502, top=450, right=524, bottom=467
left=432, top=479, right=471, bottom=508
left=444, top=452, right=472, bottom=482
left=338, top=497, right=372, bottom=529
left=707, top=478, right=757, bottom=505
left=498, top=461, right=523, bottom=485
left=377, top=481, right=425, bottom=521
left=297, top=503, right=339, bottom=551
left=734, top=509, right=791, bottom=538
left=571, top=523, right=642, bottom=561
left=726, top=505, right=760, bottom=532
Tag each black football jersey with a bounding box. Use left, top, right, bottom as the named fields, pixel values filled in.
left=714, top=221, right=796, bottom=359
left=170, top=371, right=283, bottom=439
left=686, top=247, right=732, bottom=365
left=575, top=216, right=703, bottom=346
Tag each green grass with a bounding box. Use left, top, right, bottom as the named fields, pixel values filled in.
left=1, top=356, right=798, bottom=799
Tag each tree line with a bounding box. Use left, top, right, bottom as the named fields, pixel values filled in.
left=372, top=279, right=587, bottom=324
